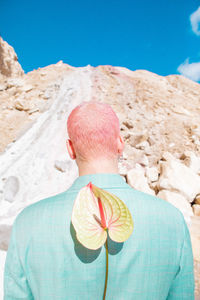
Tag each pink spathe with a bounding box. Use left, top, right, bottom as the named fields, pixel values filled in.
left=67, top=101, right=120, bottom=160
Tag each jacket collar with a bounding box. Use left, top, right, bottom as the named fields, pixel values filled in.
left=68, top=173, right=128, bottom=191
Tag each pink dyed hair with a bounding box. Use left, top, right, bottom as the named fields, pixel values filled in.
left=67, top=101, right=120, bottom=160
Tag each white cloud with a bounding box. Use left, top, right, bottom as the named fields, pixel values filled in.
left=190, top=6, right=200, bottom=35
left=178, top=7, right=200, bottom=82
left=177, top=58, right=200, bottom=82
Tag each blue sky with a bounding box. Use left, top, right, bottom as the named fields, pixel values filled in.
left=0, top=0, right=200, bottom=81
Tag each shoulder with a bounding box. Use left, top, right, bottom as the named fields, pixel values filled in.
left=14, top=189, right=72, bottom=228
left=124, top=184, right=186, bottom=229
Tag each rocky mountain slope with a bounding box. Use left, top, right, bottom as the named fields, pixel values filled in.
left=0, top=36, right=200, bottom=299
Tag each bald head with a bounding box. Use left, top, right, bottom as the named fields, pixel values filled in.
left=67, top=101, right=121, bottom=161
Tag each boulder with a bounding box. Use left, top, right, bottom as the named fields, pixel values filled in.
left=193, top=204, right=200, bottom=216
left=189, top=216, right=200, bottom=263
left=145, top=166, right=159, bottom=182
left=126, top=165, right=155, bottom=195
left=180, top=151, right=200, bottom=174
left=137, top=155, right=149, bottom=167
left=0, top=37, right=24, bottom=77
left=160, top=151, right=175, bottom=161
left=4, top=176, right=20, bottom=203
left=157, top=158, right=200, bottom=202
left=157, top=190, right=193, bottom=224
left=135, top=140, right=150, bottom=150
left=195, top=194, right=200, bottom=205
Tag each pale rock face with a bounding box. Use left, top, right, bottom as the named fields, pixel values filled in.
left=126, top=166, right=155, bottom=195
left=0, top=37, right=24, bottom=77
left=157, top=190, right=194, bottom=225
left=157, top=159, right=200, bottom=202
left=0, top=67, right=94, bottom=250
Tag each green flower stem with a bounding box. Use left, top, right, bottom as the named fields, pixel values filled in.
left=103, top=238, right=108, bottom=300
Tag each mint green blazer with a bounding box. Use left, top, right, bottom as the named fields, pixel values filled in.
left=4, top=173, right=195, bottom=299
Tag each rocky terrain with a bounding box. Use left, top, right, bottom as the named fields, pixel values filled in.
left=0, top=36, right=200, bottom=299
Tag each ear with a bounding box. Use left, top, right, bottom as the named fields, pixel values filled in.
left=117, top=134, right=124, bottom=155
left=66, top=139, right=76, bottom=160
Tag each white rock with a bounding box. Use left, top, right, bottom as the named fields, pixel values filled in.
left=189, top=216, right=200, bottom=263
left=135, top=140, right=149, bottom=150
left=192, top=204, right=200, bottom=216
left=122, top=152, right=128, bottom=160
left=0, top=84, right=6, bottom=91
left=157, top=190, right=193, bottom=225
left=138, top=155, right=149, bottom=167
left=194, top=137, right=200, bottom=146
left=126, top=168, right=155, bottom=195
left=21, top=84, right=33, bottom=92
left=161, top=151, right=175, bottom=161
left=7, top=77, right=24, bottom=87
left=180, top=151, right=200, bottom=174
left=147, top=136, right=156, bottom=146
left=0, top=223, right=12, bottom=250
left=145, top=166, right=159, bottom=182
left=195, top=194, right=200, bottom=205
left=144, top=147, right=153, bottom=155
left=118, top=164, right=127, bottom=176
left=169, top=143, right=175, bottom=148
left=158, top=158, right=200, bottom=202
left=118, top=157, right=130, bottom=176
left=149, top=181, right=158, bottom=191
left=0, top=250, right=7, bottom=300
left=135, top=163, right=145, bottom=171
left=192, top=135, right=200, bottom=145
left=54, top=160, right=70, bottom=172
left=122, top=120, right=134, bottom=129
left=4, top=176, right=20, bottom=203
left=14, top=99, right=32, bottom=111
left=191, top=125, right=200, bottom=137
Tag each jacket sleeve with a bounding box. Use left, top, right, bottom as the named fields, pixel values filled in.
left=3, top=219, right=33, bottom=300
left=167, top=217, right=195, bottom=300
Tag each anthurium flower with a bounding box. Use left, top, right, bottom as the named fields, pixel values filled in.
left=71, top=182, right=133, bottom=250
